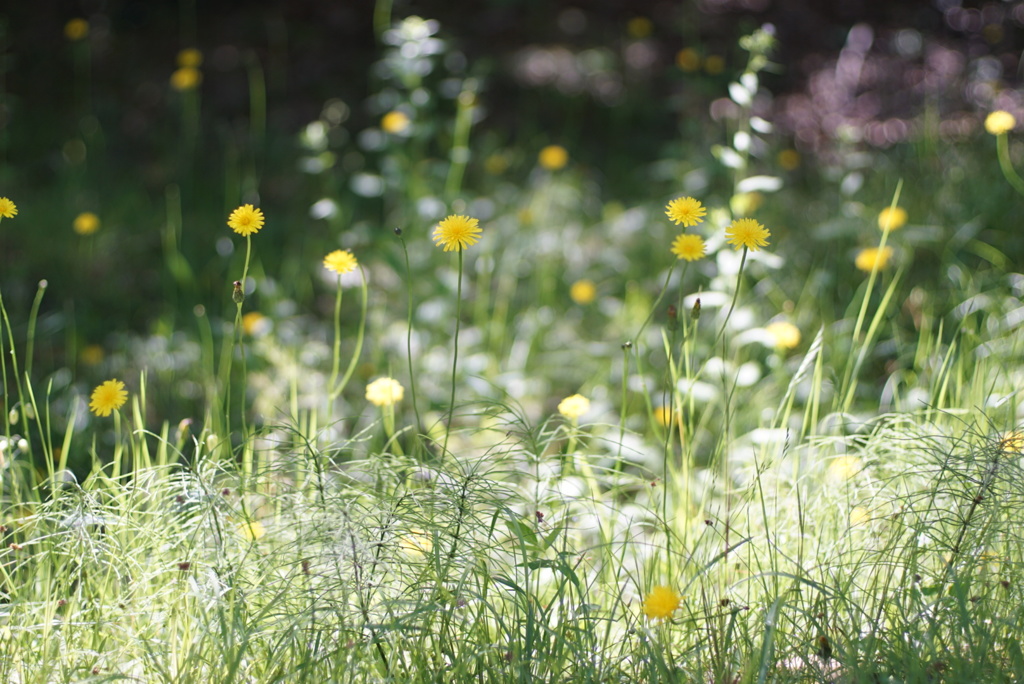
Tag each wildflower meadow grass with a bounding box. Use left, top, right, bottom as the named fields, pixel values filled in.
left=2, top=7, right=1024, bottom=683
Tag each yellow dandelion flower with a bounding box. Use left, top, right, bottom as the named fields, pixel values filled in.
left=704, top=55, right=725, bottom=74
left=238, top=521, right=265, bottom=541
left=64, top=18, right=89, bottom=41
left=399, top=530, right=433, bottom=556
left=323, top=249, right=358, bottom=275
left=654, top=406, right=680, bottom=428
left=877, top=206, right=907, bottom=232
left=538, top=145, right=569, bottom=171
left=730, top=191, right=763, bottom=216
left=228, top=204, right=265, bottom=236
left=849, top=506, right=870, bottom=527
left=241, top=311, right=269, bottom=336
left=0, top=197, right=17, bottom=219
left=73, top=212, right=100, bottom=235
left=558, top=394, right=590, bottom=421
left=665, top=197, right=706, bottom=227
left=627, top=17, right=653, bottom=39
left=985, top=110, right=1016, bottom=135
left=676, top=48, right=701, bottom=72
left=828, top=455, right=862, bottom=481
left=998, top=431, right=1024, bottom=453
left=765, top=321, right=800, bottom=350
left=570, top=279, right=597, bottom=305
left=366, top=377, right=404, bottom=407
left=381, top=110, right=411, bottom=134
left=725, top=217, right=770, bottom=251
left=777, top=148, right=801, bottom=170
left=89, top=379, right=128, bottom=417
left=855, top=246, right=893, bottom=272
left=671, top=233, right=706, bottom=261
left=177, top=48, right=203, bottom=68
left=432, top=214, right=481, bottom=252
left=170, top=67, right=202, bottom=91
left=643, top=585, right=681, bottom=620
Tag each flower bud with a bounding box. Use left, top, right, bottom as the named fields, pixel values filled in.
left=232, top=280, right=244, bottom=304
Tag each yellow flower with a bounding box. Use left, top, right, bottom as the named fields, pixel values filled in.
left=998, top=431, right=1024, bottom=453
left=538, top=145, right=569, bottom=171
left=828, top=455, right=862, bottom=481
left=89, top=379, right=128, bottom=417
left=877, top=206, right=907, bottom=232
left=0, top=197, right=17, bottom=219
left=170, top=67, right=202, bottom=91
left=323, top=249, right=358, bottom=275
left=64, top=18, right=89, bottom=41
left=671, top=233, right=706, bottom=261
left=432, top=214, right=481, bottom=252
left=238, top=521, right=265, bottom=541
left=985, top=110, right=1016, bottom=135
left=725, top=217, right=770, bottom=251
left=399, top=530, right=433, bottom=556
left=654, top=406, right=680, bottom=428
left=730, top=192, right=763, bottom=216
left=558, top=394, right=590, bottom=421
left=228, top=204, right=265, bottom=236
left=79, top=345, right=104, bottom=366
left=177, top=48, right=203, bottom=68
left=855, top=246, right=893, bottom=272
left=627, top=17, right=652, bottom=39
left=849, top=507, right=870, bottom=527
left=676, top=48, right=701, bottom=72
left=366, top=377, right=404, bottom=407
left=665, top=197, right=706, bottom=227
left=704, top=55, right=725, bottom=74
left=73, top=212, right=100, bottom=235
left=484, top=153, right=510, bottom=175
left=381, top=110, right=411, bottom=134
left=643, top=585, right=681, bottom=620
left=241, top=311, right=269, bottom=336
left=777, top=148, right=801, bottom=170
left=765, top=321, right=800, bottom=350
left=570, top=279, right=597, bottom=305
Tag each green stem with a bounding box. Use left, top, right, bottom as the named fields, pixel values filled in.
left=327, top=275, right=343, bottom=391
left=713, top=248, right=748, bottom=348
left=997, top=133, right=1024, bottom=197
left=25, top=280, right=47, bottom=379
left=441, top=251, right=464, bottom=460
left=397, top=232, right=423, bottom=437
left=331, top=269, right=368, bottom=400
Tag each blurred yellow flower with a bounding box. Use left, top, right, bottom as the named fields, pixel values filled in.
left=73, top=212, right=99, bottom=235
left=730, top=191, right=763, bottom=216
left=79, top=345, right=104, bottom=366
left=241, top=311, right=269, bottom=336
left=0, top=197, right=16, bottom=219
left=828, top=455, right=861, bottom=481
left=654, top=406, right=679, bottom=428
left=985, top=110, right=1016, bottom=135
left=323, top=249, right=358, bottom=275
left=670, top=233, right=706, bottom=261
left=777, top=148, right=800, bottom=170
left=89, top=379, right=128, bottom=417
left=676, top=48, right=701, bottom=72
left=627, top=17, right=652, bottom=39
left=484, top=152, right=510, bottom=175
left=725, top=218, right=770, bottom=251
left=665, top=197, right=706, bottom=227
left=381, top=110, right=411, bottom=134
left=64, top=18, right=89, bottom=41
left=432, top=214, right=481, bottom=252
left=228, top=204, right=264, bottom=236
left=558, top=394, right=590, bottom=421
left=177, top=48, right=203, bottom=68
left=765, top=321, right=800, bottom=350
left=399, top=530, right=433, bottom=556
left=643, top=585, right=681, bottom=620
left=170, top=67, right=202, bottom=91
left=849, top=507, right=870, bottom=527
left=998, top=431, right=1024, bottom=453
left=238, top=521, right=265, bottom=541
left=704, top=55, right=725, bottom=74
left=570, top=279, right=597, bottom=305
left=877, top=206, right=907, bottom=232
left=366, top=377, right=404, bottom=407
left=855, top=246, right=893, bottom=272
left=538, top=145, right=568, bottom=171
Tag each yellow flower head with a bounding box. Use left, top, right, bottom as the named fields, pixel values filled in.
left=570, top=279, right=597, bottom=305
left=877, top=206, right=907, bottom=232
left=0, top=197, right=17, bottom=219
left=558, top=394, right=590, bottom=421
left=828, top=455, right=862, bottom=481
left=985, top=110, right=1016, bottom=135
left=676, top=48, right=701, bottom=72
left=89, top=379, right=128, bottom=417
left=671, top=233, right=706, bottom=261
left=177, top=48, right=203, bottom=68
left=432, top=214, right=481, bottom=252
left=323, top=249, right=358, bottom=275
left=242, top=311, right=269, bottom=336
left=170, top=67, right=202, bottom=91
left=228, top=204, right=265, bottom=236
left=399, top=530, right=433, bottom=556
left=665, top=197, right=706, bottom=227
left=79, top=345, right=104, bottom=366
left=366, top=377, right=404, bottom=407
left=998, top=431, right=1024, bottom=453
left=654, top=406, right=680, bottom=428
left=538, top=145, right=569, bottom=171
left=855, top=246, right=893, bottom=272
left=704, top=55, right=725, bottom=74
left=73, top=212, right=100, bottom=235
left=765, top=321, right=800, bottom=350
left=627, top=17, right=653, bottom=39
left=777, top=148, right=801, bottom=171
left=64, top=18, right=89, bottom=41
left=725, top=217, right=770, bottom=251
left=643, top=585, right=682, bottom=620
left=849, top=506, right=870, bottom=527
left=238, top=521, right=265, bottom=541
left=381, top=110, right=411, bottom=134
